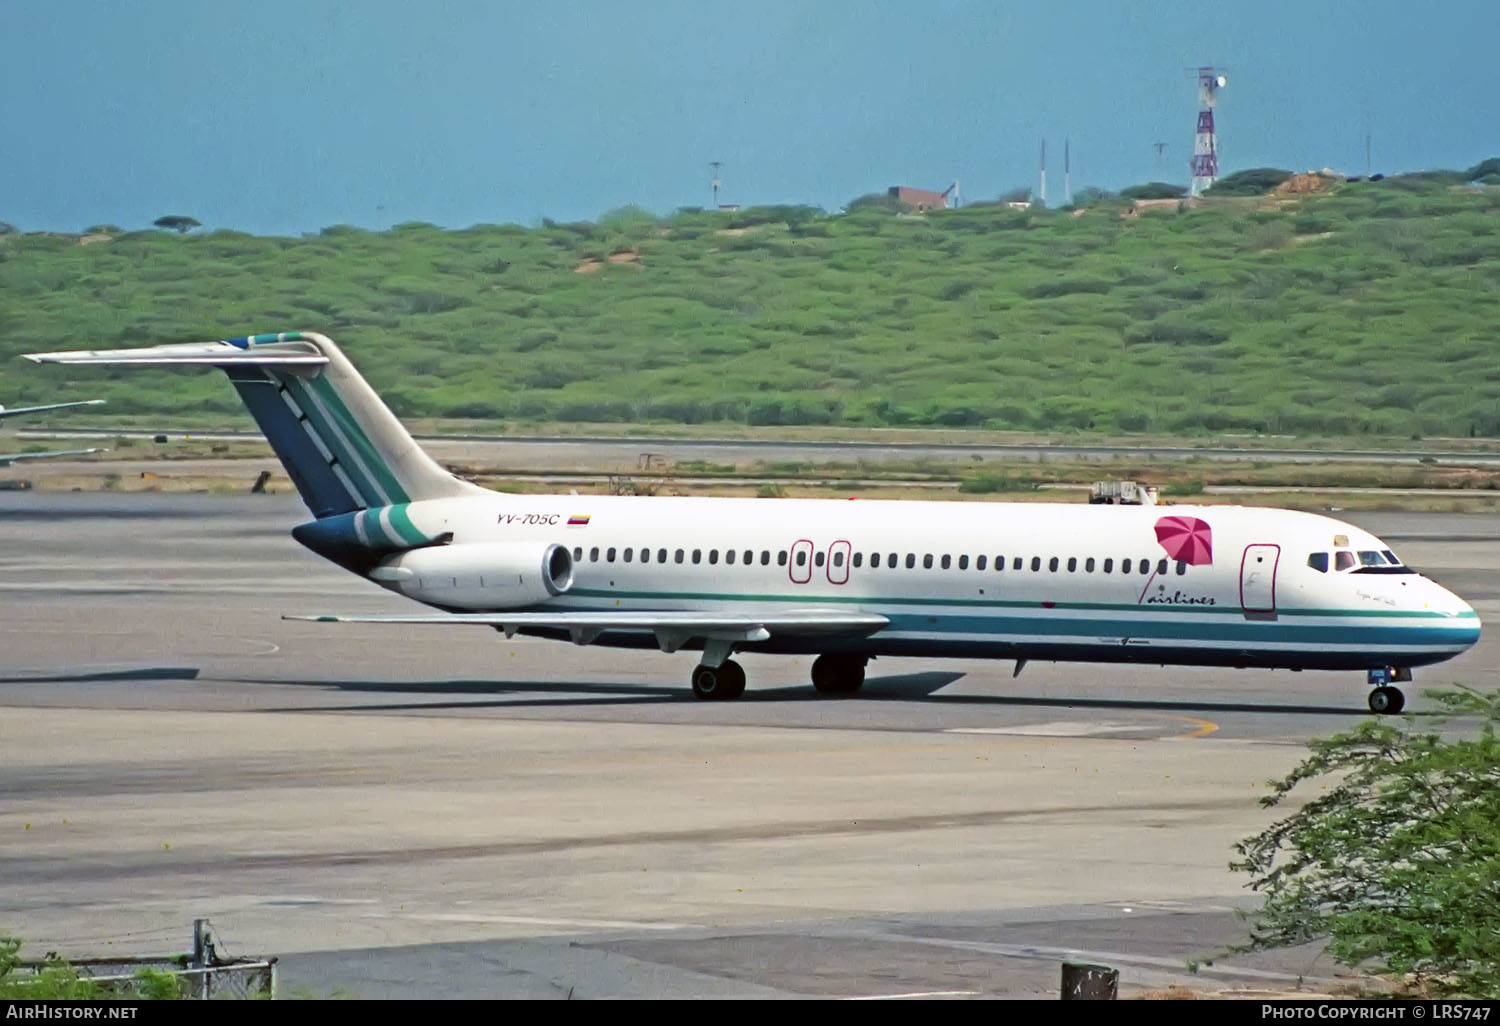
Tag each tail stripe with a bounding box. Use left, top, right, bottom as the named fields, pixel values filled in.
left=272, top=378, right=366, bottom=506
left=307, top=375, right=411, bottom=505
left=282, top=376, right=394, bottom=508
left=225, top=367, right=359, bottom=517
left=384, top=503, right=430, bottom=546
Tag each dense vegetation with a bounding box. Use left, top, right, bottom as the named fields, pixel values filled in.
left=2, top=170, right=1498, bottom=437
left=1231, top=687, right=1500, bottom=997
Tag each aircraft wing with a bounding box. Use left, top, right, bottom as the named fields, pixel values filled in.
left=0, top=447, right=105, bottom=467
left=0, top=399, right=105, bottom=420
left=285, top=608, right=890, bottom=650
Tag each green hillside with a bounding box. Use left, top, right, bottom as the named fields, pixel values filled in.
left=3, top=173, right=1499, bottom=438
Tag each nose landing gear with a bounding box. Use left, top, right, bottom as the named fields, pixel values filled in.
left=1367, top=667, right=1412, bottom=715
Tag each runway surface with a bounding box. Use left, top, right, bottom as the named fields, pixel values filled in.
left=1, top=493, right=1493, bottom=998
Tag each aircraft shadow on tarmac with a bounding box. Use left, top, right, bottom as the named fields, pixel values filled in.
left=0, top=666, right=201, bottom=683
left=237, top=670, right=1387, bottom=718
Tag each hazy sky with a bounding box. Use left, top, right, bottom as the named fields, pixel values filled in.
left=4, top=1, right=1495, bottom=234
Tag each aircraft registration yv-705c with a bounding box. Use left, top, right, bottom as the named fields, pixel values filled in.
left=26, top=332, right=1479, bottom=712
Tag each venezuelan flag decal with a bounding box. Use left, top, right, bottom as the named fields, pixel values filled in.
left=567, top=514, right=591, bottom=526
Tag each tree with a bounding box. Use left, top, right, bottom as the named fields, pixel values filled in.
left=1204, top=168, right=1292, bottom=196
left=153, top=215, right=201, bottom=234
left=1230, top=687, right=1500, bottom=996
left=1120, top=182, right=1187, bottom=200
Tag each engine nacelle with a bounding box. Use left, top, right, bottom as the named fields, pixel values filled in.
left=368, top=541, right=574, bottom=610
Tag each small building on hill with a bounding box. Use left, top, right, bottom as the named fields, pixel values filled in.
left=888, top=186, right=951, bottom=211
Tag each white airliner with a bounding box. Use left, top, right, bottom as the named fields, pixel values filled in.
left=26, top=332, right=1479, bottom=713
left=0, top=399, right=105, bottom=465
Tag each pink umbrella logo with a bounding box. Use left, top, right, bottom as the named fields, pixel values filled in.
left=1154, top=515, right=1213, bottom=566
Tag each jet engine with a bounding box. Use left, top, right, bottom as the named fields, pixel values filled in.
left=368, top=541, right=574, bottom=610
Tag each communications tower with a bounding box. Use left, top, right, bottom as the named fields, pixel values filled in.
left=1189, top=67, right=1226, bottom=197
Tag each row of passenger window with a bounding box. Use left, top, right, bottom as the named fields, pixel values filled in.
left=571, top=545, right=1189, bottom=576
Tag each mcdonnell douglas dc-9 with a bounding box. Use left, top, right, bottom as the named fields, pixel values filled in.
left=26, top=332, right=1479, bottom=713
left=0, top=398, right=105, bottom=465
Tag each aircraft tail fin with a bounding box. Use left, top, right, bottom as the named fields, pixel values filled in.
left=24, top=331, right=484, bottom=518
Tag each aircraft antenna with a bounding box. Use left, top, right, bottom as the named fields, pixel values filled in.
left=709, top=161, right=723, bottom=208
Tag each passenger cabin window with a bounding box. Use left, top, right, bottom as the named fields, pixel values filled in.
left=1103, top=558, right=1113, bottom=573
left=815, top=551, right=825, bottom=568
left=796, top=551, right=807, bottom=567
left=1067, top=557, right=1077, bottom=572
left=941, top=555, right=951, bottom=569
left=658, top=548, right=668, bottom=563
left=573, top=547, right=582, bottom=561
left=906, top=554, right=916, bottom=569
left=1157, top=559, right=1168, bottom=575
left=923, top=555, right=934, bottom=569
left=639, top=548, right=649, bottom=564
left=693, top=549, right=702, bottom=564
left=725, top=549, right=735, bottom=565
left=778, top=551, right=788, bottom=566
left=607, top=547, right=617, bottom=562
left=709, top=550, right=719, bottom=565
left=1335, top=551, right=1356, bottom=572
left=623, top=548, right=633, bottom=562
left=833, top=551, right=845, bottom=568
left=977, top=556, right=987, bottom=570
left=1085, top=558, right=1095, bottom=572
left=590, top=547, right=600, bottom=562
left=1031, top=557, right=1041, bottom=572
left=1308, top=552, right=1329, bottom=573
left=853, top=553, right=862, bottom=568
left=1138, top=559, right=1150, bottom=574
left=1048, top=557, right=1059, bottom=572
left=1175, top=560, right=1187, bottom=575
left=761, top=551, right=770, bottom=565
left=675, top=549, right=685, bottom=564
left=958, top=555, right=968, bottom=570
left=1013, top=557, right=1022, bottom=571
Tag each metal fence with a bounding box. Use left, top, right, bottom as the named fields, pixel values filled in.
left=85, top=960, right=277, bottom=1000
left=19, top=957, right=277, bottom=1000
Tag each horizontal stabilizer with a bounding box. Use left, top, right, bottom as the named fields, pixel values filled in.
left=285, top=609, right=890, bottom=650
left=0, top=447, right=104, bottom=466
left=0, top=399, right=105, bottom=419
left=24, top=339, right=327, bottom=368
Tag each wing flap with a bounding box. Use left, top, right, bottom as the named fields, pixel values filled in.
left=285, top=609, right=889, bottom=651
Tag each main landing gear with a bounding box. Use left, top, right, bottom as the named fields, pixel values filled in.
left=1367, top=667, right=1412, bottom=715
left=691, top=659, right=746, bottom=701
left=811, top=654, right=867, bottom=697
left=689, top=653, right=870, bottom=701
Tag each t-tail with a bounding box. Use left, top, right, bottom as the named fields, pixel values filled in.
left=24, top=331, right=486, bottom=519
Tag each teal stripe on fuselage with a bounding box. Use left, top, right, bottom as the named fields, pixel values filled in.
left=567, top=585, right=1476, bottom=622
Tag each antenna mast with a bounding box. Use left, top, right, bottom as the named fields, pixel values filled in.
left=1038, top=138, right=1046, bottom=206
left=1064, top=139, right=1071, bottom=206
left=709, top=161, right=723, bottom=208
left=1189, top=67, right=1226, bottom=197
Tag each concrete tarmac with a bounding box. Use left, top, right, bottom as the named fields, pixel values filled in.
left=0, top=493, right=1492, bottom=998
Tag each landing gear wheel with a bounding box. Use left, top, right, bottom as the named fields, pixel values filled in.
left=1368, top=686, right=1406, bottom=715
left=692, top=658, right=746, bottom=701
left=811, top=654, right=867, bottom=697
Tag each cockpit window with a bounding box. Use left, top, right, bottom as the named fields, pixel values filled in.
left=1358, top=551, right=1386, bottom=567
left=1334, top=550, right=1357, bottom=572
left=1383, top=550, right=1402, bottom=565
left=1307, top=552, right=1329, bottom=573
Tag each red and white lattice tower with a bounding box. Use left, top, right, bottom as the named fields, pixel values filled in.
left=1189, top=67, right=1226, bottom=197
